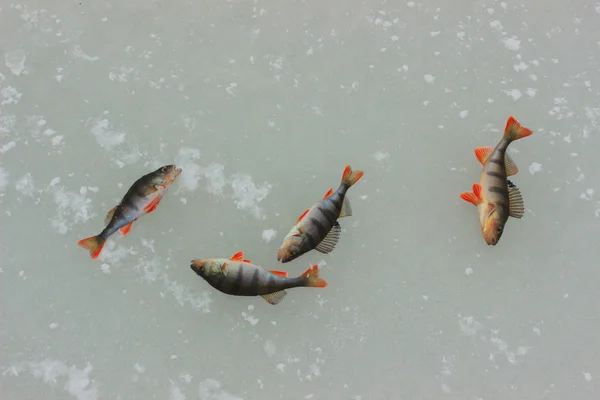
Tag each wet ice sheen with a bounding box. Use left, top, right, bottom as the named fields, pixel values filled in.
left=1, top=1, right=600, bottom=399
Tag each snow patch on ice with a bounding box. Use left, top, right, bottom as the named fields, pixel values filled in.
left=15, top=173, right=35, bottom=196
left=48, top=178, right=96, bottom=234
left=503, top=36, right=521, bottom=51
left=0, top=167, right=8, bottom=193
left=3, top=359, right=98, bottom=400
left=459, top=110, right=469, bottom=119
left=529, top=162, right=542, bottom=175
left=175, top=148, right=271, bottom=219
left=198, top=379, right=243, bottom=400
left=503, top=89, right=522, bottom=101
left=424, top=74, right=435, bottom=83
left=90, top=118, right=126, bottom=149
left=5, top=49, right=26, bottom=75
left=262, top=229, right=277, bottom=243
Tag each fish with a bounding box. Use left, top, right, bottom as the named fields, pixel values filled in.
left=190, top=251, right=328, bottom=305
left=460, top=116, right=533, bottom=245
left=277, top=165, right=364, bottom=263
left=77, top=165, right=182, bottom=259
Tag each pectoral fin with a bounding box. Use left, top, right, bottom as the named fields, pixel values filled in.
left=221, top=262, right=229, bottom=276
left=230, top=251, right=245, bottom=262
left=143, top=196, right=163, bottom=214
left=261, top=290, right=287, bottom=305
left=315, top=221, right=342, bottom=254
left=507, top=180, right=525, bottom=218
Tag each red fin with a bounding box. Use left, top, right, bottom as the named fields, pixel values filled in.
left=301, top=264, right=328, bottom=288
left=296, top=209, right=310, bottom=224
left=504, top=116, right=533, bottom=141
left=119, top=222, right=133, bottom=236
left=230, top=251, right=244, bottom=262
left=143, top=196, right=163, bottom=214
left=341, top=165, right=364, bottom=187
left=243, top=259, right=252, bottom=264
left=77, top=235, right=106, bottom=259
left=460, top=192, right=482, bottom=205
left=323, top=188, right=334, bottom=200
left=473, top=183, right=483, bottom=200
left=474, top=146, right=493, bottom=165
left=268, top=270, right=288, bottom=278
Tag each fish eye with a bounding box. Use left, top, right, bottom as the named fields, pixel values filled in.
left=497, top=226, right=503, bottom=233
left=160, top=166, right=167, bottom=172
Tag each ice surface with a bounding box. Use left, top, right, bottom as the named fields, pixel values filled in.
left=1, top=1, right=600, bottom=399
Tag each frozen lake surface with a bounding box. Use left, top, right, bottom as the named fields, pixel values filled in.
left=1, top=1, right=600, bottom=399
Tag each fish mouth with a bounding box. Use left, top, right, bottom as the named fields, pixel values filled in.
left=276, top=249, right=290, bottom=263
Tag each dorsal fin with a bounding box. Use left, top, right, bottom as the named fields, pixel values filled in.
left=296, top=209, right=310, bottom=224
left=230, top=251, right=244, bottom=262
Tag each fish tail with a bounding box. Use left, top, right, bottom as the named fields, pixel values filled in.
left=503, top=116, right=533, bottom=142
left=341, top=165, right=364, bottom=188
left=300, top=265, right=328, bottom=288
left=77, top=235, right=106, bottom=259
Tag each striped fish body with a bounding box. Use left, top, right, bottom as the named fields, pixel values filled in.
left=191, top=252, right=328, bottom=305
left=460, top=116, right=533, bottom=245
left=77, top=165, right=182, bottom=259
left=99, top=177, right=169, bottom=240
left=277, top=165, right=364, bottom=263
left=197, top=260, right=305, bottom=296
left=476, top=136, right=511, bottom=230
left=286, top=185, right=349, bottom=259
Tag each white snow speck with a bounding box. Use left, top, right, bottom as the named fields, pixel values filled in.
left=490, top=20, right=503, bottom=31
left=0, top=168, right=8, bottom=192
left=264, top=340, right=277, bottom=357
left=0, top=141, right=16, bottom=153
left=503, top=89, right=522, bottom=101
left=261, top=229, right=277, bottom=243
left=49, top=323, right=58, bottom=329
left=100, top=264, right=111, bottom=274
left=503, top=36, right=521, bottom=51
left=373, top=151, right=390, bottom=162
left=584, top=372, right=593, bottom=382
left=459, top=110, right=469, bottom=119
left=198, top=379, right=243, bottom=400
left=525, top=88, right=537, bottom=98
left=5, top=49, right=26, bottom=75
left=169, top=381, right=185, bottom=400
left=391, top=35, right=399, bottom=41
left=242, top=312, right=259, bottom=326
left=465, top=268, right=473, bottom=275
left=424, top=74, right=435, bottom=83
left=528, top=162, right=542, bottom=175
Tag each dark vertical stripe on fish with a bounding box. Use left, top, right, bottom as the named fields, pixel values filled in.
left=316, top=205, right=337, bottom=225
left=309, top=217, right=328, bottom=238
left=250, top=268, right=260, bottom=291
left=304, top=229, right=319, bottom=250
left=328, top=193, right=343, bottom=211
left=488, top=186, right=507, bottom=194
left=232, top=267, right=244, bottom=294
left=486, top=171, right=505, bottom=179
left=266, top=275, right=276, bottom=292
left=488, top=158, right=504, bottom=166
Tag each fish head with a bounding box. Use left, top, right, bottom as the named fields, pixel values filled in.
left=277, top=228, right=305, bottom=263
left=151, top=165, right=183, bottom=189
left=481, top=207, right=505, bottom=246
left=190, top=259, right=223, bottom=277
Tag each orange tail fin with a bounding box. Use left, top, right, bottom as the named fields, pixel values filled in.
left=504, top=116, right=533, bottom=141
left=301, top=265, right=328, bottom=288
left=341, top=165, right=364, bottom=188
left=77, top=235, right=106, bottom=259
